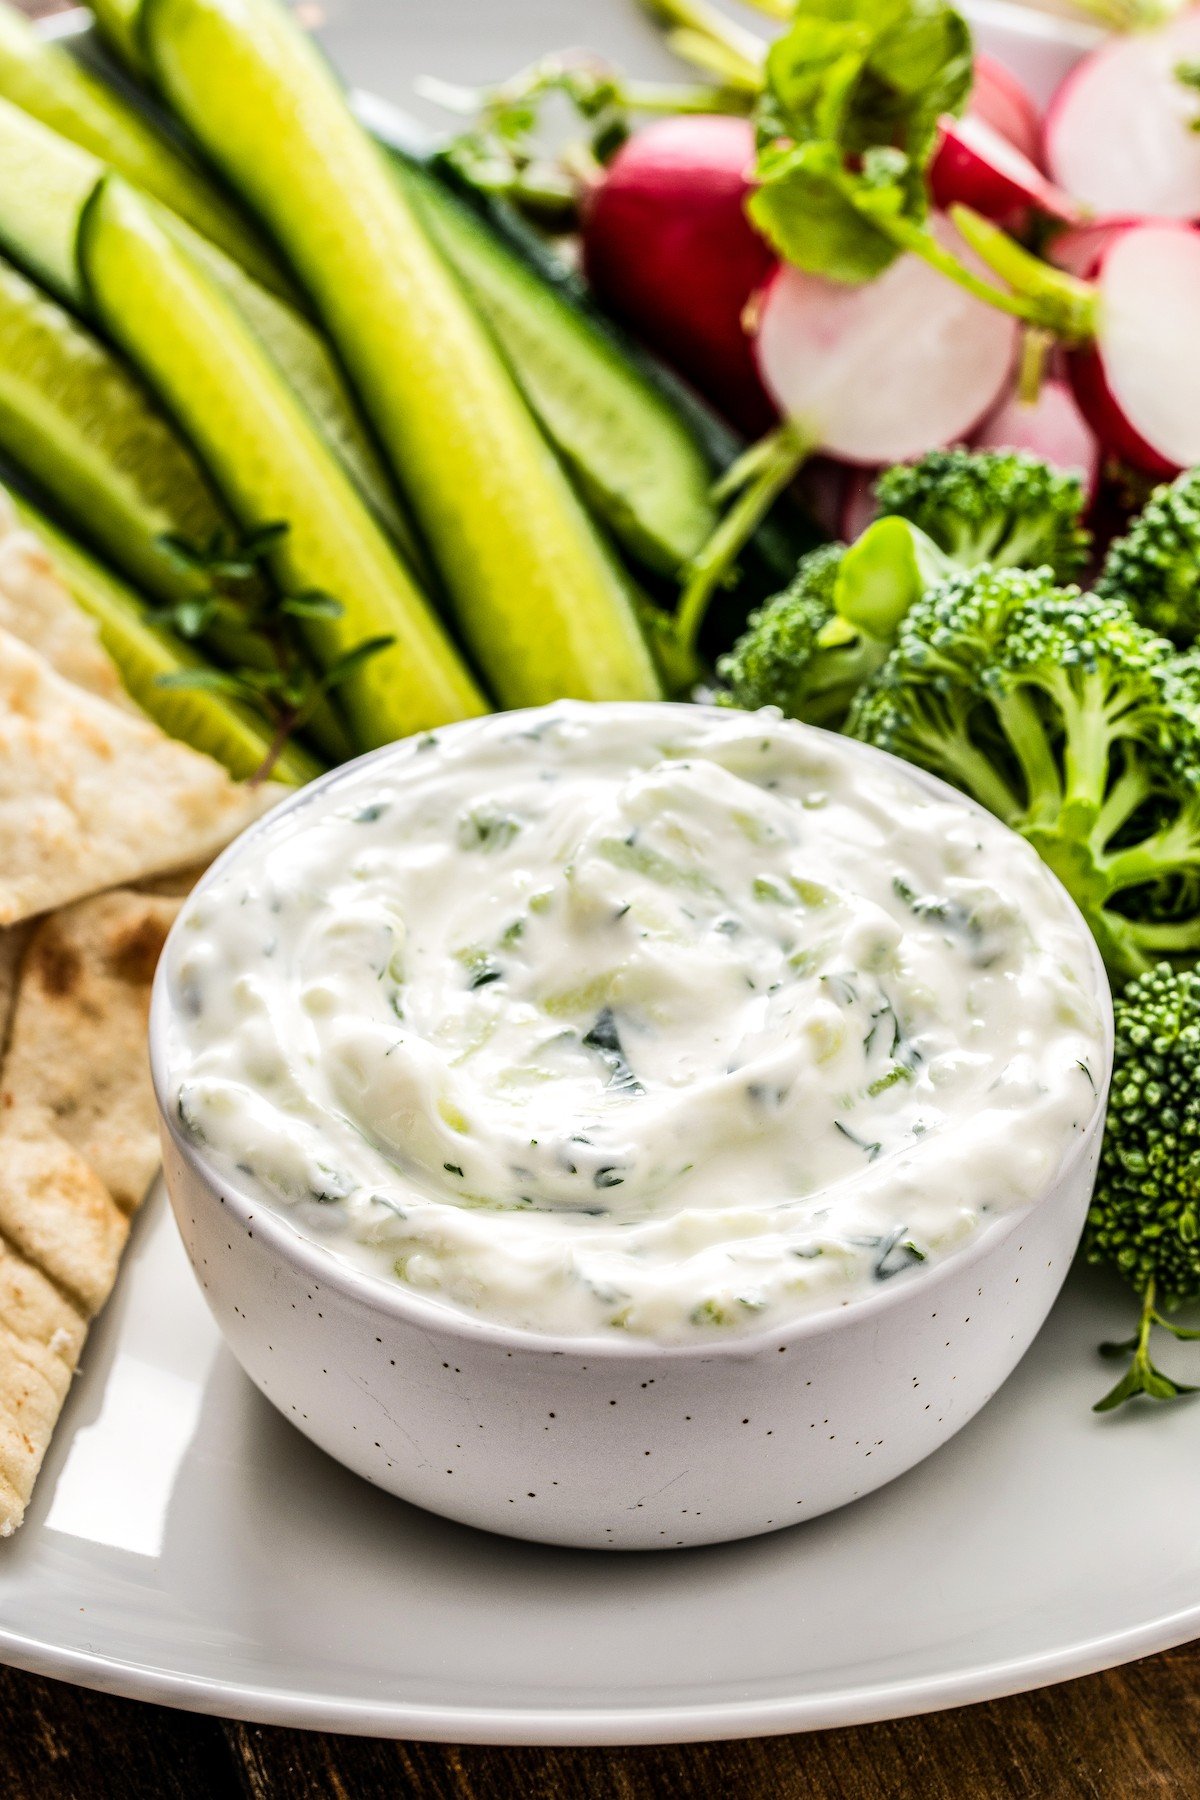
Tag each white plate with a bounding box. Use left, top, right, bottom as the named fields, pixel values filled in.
left=4, top=0, right=1198, bottom=1747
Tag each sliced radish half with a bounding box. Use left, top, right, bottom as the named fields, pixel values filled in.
left=752, top=216, right=1018, bottom=465
left=582, top=115, right=775, bottom=434
left=1045, top=9, right=1200, bottom=219
left=1045, top=215, right=1148, bottom=279
left=1068, top=221, right=1200, bottom=475
left=931, top=113, right=1080, bottom=225
left=972, top=54, right=1044, bottom=167
left=972, top=375, right=1101, bottom=498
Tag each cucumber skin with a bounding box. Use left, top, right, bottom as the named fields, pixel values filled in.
left=29, top=13, right=816, bottom=611
left=375, top=129, right=820, bottom=595
left=78, top=176, right=487, bottom=747
left=9, top=486, right=320, bottom=784
left=142, top=0, right=661, bottom=711
left=0, top=247, right=352, bottom=762
left=0, top=249, right=226, bottom=603
left=0, top=1, right=288, bottom=294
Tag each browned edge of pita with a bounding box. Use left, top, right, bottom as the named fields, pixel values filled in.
left=0, top=890, right=180, bottom=1535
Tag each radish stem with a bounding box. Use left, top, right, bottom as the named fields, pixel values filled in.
left=674, top=418, right=811, bottom=657
left=638, top=0, right=767, bottom=89
left=949, top=206, right=1098, bottom=339
left=1017, top=328, right=1053, bottom=405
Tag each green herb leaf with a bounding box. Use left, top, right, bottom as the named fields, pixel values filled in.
left=317, top=635, right=397, bottom=695
left=749, top=0, right=972, bottom=281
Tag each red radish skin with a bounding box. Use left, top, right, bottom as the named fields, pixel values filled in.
left=582, top=116, right=775, bottom=434
left=797, top=458, right=849, bottom=538
left=972, top=376, right=1101, bottom=498
left=971, top=54, right=1045, bottom=167
left=1068, top=222, right=1200, bottom=476
left=839, top=468, right=880, bottom=541
left=1045, top=9, right=1200, bottom=220
left=752, top=216, right=1018, bottom=466
left=931, top=113, right=1080, bottom=225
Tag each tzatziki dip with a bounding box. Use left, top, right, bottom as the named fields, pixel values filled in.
left=163, top=702, right=1106, bottom=1341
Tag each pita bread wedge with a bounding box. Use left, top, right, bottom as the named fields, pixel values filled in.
left=0, top=1231, right=87, bottom=1537
left=0, top=889, right=179, bottom=1534
left=0, top=493, right=132, bottom=711
left=2, top=892, right=179, bottom=1214
left=0, top=626, right=277, bottom=927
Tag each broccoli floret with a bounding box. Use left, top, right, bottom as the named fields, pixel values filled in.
left=873, top=447, right=1091, bottom=581
left=717, top=543, right=889, bottom=728
left=847, top=566, right=1200, bottom=980
left=1086, top=963, right=1200, bottom=1411
left=1096, top=466, right=1200, bottom=646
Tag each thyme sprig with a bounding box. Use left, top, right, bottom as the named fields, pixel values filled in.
left=154, top=522, right=393, bottom=781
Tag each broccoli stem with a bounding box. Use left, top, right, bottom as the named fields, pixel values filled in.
left=1095, top=1277, right=1200, bottom=1413
left=1103, top=813, right=1200, bottom=892
left=1092, top=759, right=1153, bottom=849
left=993, top=690, right=1063, bottom=823
left=673, top=420, right=813, bottom=659
left=910, top=713, right=1025, bottom=824
left=1123, top=916, right=1200, bottom=955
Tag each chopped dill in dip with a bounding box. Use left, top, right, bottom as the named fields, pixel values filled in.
left=164, top=702, right=1106, bottom=1340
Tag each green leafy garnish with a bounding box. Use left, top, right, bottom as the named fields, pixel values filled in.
left=155, top=523, right=393, bottom=780
left=747, top=0, right=972, bottom=283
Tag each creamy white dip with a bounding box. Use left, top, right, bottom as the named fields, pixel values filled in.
left=163, top=702, right=1106, bottom=1340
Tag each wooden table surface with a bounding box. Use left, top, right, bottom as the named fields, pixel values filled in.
left=1, top=1642, right=1197, bottom=1797
left=5, top=1, right=1198, bottom=1793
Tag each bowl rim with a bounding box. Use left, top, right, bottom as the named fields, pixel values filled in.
left=150, top=700, right=1115, bottom=1361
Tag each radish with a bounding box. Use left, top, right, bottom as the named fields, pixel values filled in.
left=839, top=468, right=880, bottom=541
left=1067, top=222, right=1200, bottom=475
left=971, top=53, right=1045, bottom=167
left=668, top=219, right=1017, bottom=655
left=1045, top=215, right=1149, bottom=279
left=930, top=112, right=1081, bottom=226
left=973, top=376, right=1101, bottom=498
left=1045, top=8, right=1200, bottom=220
left=752, top=216, right=1018, bottom=465
left=582, top=115, right=776, bottom=434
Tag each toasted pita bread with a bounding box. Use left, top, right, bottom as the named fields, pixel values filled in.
left=0, top=626, right=277, bottom=927
left=0, top=890, right=180, bottom=1534
left=2, top=892, right=178, bottom=1215
left=0, top=1232, right=86, bottom=1534
left=0, top=494, right=132, bottom=711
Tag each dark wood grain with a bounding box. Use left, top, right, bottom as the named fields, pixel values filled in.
left=2, top=1640, right=1199, bottom=1799
left=0, top=1648, right=1194, bottom=1800
left=2, top=1, right=1197, bottom=1794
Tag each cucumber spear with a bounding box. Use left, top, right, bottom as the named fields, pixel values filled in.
left=9, top=492, right=321, bottom=785
left=0, top=0, right=289, bottom=297
left=137, top=0, right=661, bottom=707
left=0, top=94, right=414, bottom=557
left=78, top=175, right=486, bottom=747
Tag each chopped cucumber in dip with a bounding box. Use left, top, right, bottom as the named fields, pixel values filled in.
left=164, top=702, right=1105, bottom=1340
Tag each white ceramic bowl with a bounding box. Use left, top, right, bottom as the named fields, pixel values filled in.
left=151, top=725, right=1113, bottom=1551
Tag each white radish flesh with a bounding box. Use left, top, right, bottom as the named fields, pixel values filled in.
left=1068, top=222, right=1200, bottom=475
left=931, top=113, right=1079, bottom=224
left=1045, top=215, right=1147, bottom=279
left=1045, top=9, right=1200, bottom=220
left=972, top=54, right=1044, bottom=167
left=752, top=218, right=1018, bottom=466
left=972, top=375, right=1101, bottom=498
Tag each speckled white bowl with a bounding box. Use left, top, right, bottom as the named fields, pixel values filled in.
left=150, top=724, right=1113, bottom=1551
